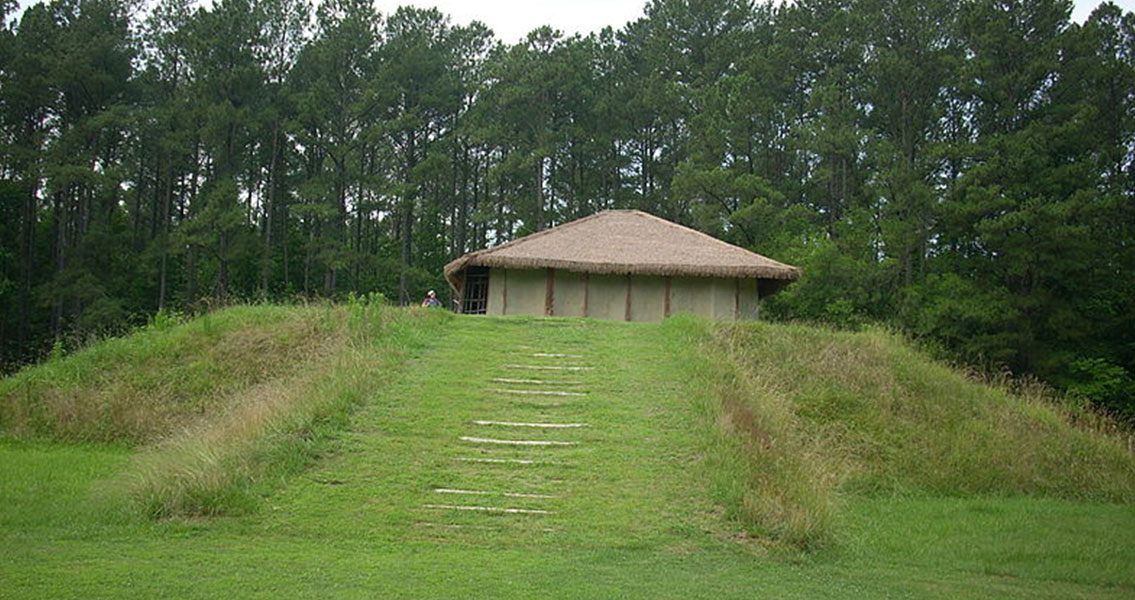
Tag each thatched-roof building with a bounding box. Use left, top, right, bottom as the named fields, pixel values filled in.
left=443, top=210, right=800, bottom=321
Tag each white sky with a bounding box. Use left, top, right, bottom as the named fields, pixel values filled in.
left=1072, top=0, right=1135, bottom=21
left=9, top=0, right=1135, bottom=44
left=380, top=0, right=1135, bottom=44
left=372, top=0, right=645, bottom=42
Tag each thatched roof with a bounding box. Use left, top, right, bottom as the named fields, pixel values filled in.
left=444, top=210, right=800, bottom=288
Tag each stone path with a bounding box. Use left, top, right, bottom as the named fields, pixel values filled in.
left=261, top=316, right=705, bottom=549
left=419, top=338, right=596, bottom=528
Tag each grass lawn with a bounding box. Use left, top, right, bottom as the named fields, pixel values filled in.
left=2, top=315, right=1133, bottom=598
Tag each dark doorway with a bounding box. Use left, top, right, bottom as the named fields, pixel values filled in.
left=461, top=267, right=490, bottom=314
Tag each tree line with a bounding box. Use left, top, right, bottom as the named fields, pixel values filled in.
left=1, top=0, right=1132, bottom=416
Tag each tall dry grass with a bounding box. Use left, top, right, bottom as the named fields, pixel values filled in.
left=112, top=300, right=449, bottom=517
left=0, top=304, right=344, bottom=443
left=670, top=316, right=1135, bottom=551
left=711, top=320, right=1135, bottom=501
left=666, top=316, right=843, bottom=550
left=120, top=355, right=355, bottom=517
left=3, top=299, right=451, bottom=518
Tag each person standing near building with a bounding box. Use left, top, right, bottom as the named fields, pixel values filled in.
left=421, top=290, right=441, bottom=307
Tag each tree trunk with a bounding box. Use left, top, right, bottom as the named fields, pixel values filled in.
left=157, top=166, right=173, bottom=311
left=261, top=124, right=280, bottom=300
left=50, top=190, right=65, bottom=340
left=535, top=156, right=546, bottom=231
left=19, top=178, right=38, bottom=352
left=399, top=129, right=417, bottom=305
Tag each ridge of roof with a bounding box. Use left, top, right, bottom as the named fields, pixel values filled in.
left=455, top=210, right=615, bottom=266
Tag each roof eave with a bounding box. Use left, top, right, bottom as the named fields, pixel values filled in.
left=446, top=255, right=801, bottom=283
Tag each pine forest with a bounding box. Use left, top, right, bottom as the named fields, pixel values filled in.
left=0, top=0, right=1133, bottom=417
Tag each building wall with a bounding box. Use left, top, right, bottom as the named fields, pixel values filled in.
left=586, top=273, right=626, bottom=320
left=629, top=275, right=667, bottom=322
left=551, top=271, right=587, bottom=318
left=486, top=268, right=506, bottom=315
left=483, top=267, right=761, bottom=321
left=670, top=276, right=713, bottom=319
left=739, top=278, right=760, bottom=319
left=511, top=268, right=546, bottom=316
left=711, top=277, right=736, bottom=320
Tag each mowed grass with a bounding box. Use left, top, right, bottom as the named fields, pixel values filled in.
left=1, top=310, right=1134, bottom=598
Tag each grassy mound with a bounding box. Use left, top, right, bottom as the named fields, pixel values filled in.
left=675, top=318, right=1135, bottom=549
left=0, top=305, right=342, bottom=443
left=0, top=300, right=450, bottom=517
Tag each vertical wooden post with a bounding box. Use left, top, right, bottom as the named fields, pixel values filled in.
left=625, top=274, right=633, bottom=321
left=734, top=278, right=741, bottom=320
left=754, top=279, right=761, bottom=320
left=583, top=273, right=590, bottom=318
left=544, top=268, right=555, bottom=316
left=664, top=276, right=672, bottom=318
left=502, top=269, right=509, bottom=315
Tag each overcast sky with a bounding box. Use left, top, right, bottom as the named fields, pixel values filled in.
left=378, top=0, right=1135, bottom=43
left=8, top=0, right=1135, bottom=44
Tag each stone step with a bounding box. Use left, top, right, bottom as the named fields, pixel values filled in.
left=491, top=378, right=585, bottom=386
left=433, top=488, right=557, bottom=499
left=502, top=364, right=594, bottom=371
left=493, top=389, right=588, bottom=397
left=424, top=504, right=553, bottom=515
left=473, top=420, right=588, bottom=428
left=460, top=436, right=579, bottom=446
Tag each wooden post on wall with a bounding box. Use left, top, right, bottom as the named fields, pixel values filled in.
left=502, top=269, right=508, bottom=315
left=625, top=274, right=633, bottom=321
left=583, top=273, right=590, bottom=318
left=755, top=279, right=761, bottom=320
left=545, top=268, right=555, bottom=316
left=664, top=276, right=672, bottom=318
left=734, top=278, right=741, bottom=320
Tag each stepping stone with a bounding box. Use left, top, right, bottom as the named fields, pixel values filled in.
left=424, top=504, right=553, bottom=515
left=502, top=364, right=594, bottom=371
left=460, top=436, right=578, bottom=446
left=505, top=400, right=571, bottom=408
left=456, top=457, right=542, bottom=465
left=434, top=488, right=491, bottom=495
left=433, top=488, right=557, bottom=499
left=493, top=389, right=587, bottom=397
left=416, top=522, right=496, bottom=531
left=473, top=420, right=588, bottom=428
left=515, top=345, right=581, bottom=352
left=491, top=378, right=584, bottom=386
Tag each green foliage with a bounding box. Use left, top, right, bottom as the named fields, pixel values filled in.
left=765, top=237, right=888, bottom=329
left=2, top=0, right=1134, bottom=423
left=145, top=309, right=185, bottom=332
left=1062, top=358, right=1135, bottom=419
